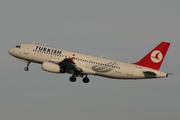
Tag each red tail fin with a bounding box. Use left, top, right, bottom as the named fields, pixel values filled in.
left=134, top=42, right=170, bottom=70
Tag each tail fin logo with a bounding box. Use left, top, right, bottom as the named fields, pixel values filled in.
left=151, top=50, right=163, bottom=63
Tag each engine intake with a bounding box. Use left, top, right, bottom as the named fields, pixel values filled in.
left=42, top=62, right=65, bottom=73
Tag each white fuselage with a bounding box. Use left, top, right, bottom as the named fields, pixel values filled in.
left=9, top=43, right=167, bottom=79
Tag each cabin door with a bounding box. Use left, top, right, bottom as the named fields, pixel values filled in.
left=24, top=45, right=31, bottom=55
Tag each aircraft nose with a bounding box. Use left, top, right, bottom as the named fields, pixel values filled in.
left=8, top=48, right=14, bottom=55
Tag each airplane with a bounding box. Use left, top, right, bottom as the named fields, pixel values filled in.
left=8, top=41, right=170, bottom=83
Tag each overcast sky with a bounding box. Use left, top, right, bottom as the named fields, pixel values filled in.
left=0, top=1, right=180, bottom=120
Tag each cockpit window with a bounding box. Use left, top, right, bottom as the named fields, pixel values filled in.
left=16, top=45, right=21, bottom=48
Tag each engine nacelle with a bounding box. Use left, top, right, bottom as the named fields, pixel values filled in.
left=42, top=62, right=65, bottom=73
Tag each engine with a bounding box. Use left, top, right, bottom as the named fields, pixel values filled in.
left=42, top=62, right=65, bottom=73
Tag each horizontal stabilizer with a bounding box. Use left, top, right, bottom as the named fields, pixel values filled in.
left=143, top=71, right=157, bottom=78
left=143, top=71, right=157, bottom=75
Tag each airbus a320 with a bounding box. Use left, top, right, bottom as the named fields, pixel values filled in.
left=8, top=42, right=171, bottom=83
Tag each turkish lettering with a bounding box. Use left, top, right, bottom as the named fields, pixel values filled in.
left=35, top=46, right=62, bottom=55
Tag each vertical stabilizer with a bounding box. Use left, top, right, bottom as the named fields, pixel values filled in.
left=134, top=42, right=170, bottom=70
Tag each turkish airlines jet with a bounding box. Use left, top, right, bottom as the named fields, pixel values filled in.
left=8, top=42, right=170, bottom=83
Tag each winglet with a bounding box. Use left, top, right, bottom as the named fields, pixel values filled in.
left=134, top=42, right=170, bottom=70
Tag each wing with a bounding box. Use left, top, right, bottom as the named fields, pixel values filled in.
left=49, top=58, right=96, bottom=77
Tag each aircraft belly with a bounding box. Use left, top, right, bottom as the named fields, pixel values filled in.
left=96, top=71, right=125, bottom=79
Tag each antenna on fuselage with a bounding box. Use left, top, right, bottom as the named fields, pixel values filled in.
left=33, top=41, right=35, bottom=44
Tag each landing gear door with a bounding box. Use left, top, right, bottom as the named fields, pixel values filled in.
left=24, top=45, right=31, bottom=55
left=127, top=65, right=134, bottom=76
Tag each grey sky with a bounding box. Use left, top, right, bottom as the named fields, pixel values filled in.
left=0, top=1, right=180, bottom=120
